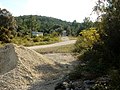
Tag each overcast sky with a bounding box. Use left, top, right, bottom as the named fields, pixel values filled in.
left=0, top=0, right=97, bottom=22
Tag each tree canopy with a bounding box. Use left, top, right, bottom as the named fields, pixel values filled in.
left=15, top=15, right=95, bottom=37
left=0, top=8, right=17, bottom=42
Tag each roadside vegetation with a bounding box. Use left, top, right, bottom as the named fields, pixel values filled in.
left=11, top=35, right=60, bottom=46
left=69, top=0, right=120, bottom=89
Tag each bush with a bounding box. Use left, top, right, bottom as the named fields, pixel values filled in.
left=69, top=65, right=82, bottom=80
left=0, top=34, right=11, bottom=43
left=50, top=37, right=59, bottom=42
left=74, top=28, right=100, bottom=53
left=43, top=36, right=50, bottom=41
left=109, top=70, right=120, bottom=90
left=33, top=37, right=40, bottom=42
left=50, top=32, right=59, bottom=37
left=72, top=28, right=106, bottom=80
left=11, top=34, right=60, bottom=46
left=33, top=36, right=43, bottom=42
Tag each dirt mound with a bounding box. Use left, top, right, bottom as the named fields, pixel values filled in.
left=0, top=44, right=58, bottom=90
left=0, top=44, right=18, bottom=75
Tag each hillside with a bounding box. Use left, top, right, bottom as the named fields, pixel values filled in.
left=15, top=15, right=82, bottom=36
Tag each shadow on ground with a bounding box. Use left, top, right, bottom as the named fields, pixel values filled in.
left=28, top=57, right=79, bottom=90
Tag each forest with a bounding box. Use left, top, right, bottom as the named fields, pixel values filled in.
left=15, top=15, right=94, bottom=37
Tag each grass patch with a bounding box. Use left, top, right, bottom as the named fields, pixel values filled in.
left=35, top=44, right=75, bottom=54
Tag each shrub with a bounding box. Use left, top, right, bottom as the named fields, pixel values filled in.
left=43, top=36, right=50, bottom=41
left=69, top=65, right=82, bottom=80
left=0, top=34, right=11, bottom=43
left=72, top=28, right=106, bottom=79
left=74, top=28, right=100, bottom=53
left=33, top=37, right=40, bottom=42
left=33, top=36, right=43, bottom=42
left=109, top=70, right=120, bottom=90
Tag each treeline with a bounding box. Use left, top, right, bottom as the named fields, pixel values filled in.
left=15, top=15, right=95, bottom=37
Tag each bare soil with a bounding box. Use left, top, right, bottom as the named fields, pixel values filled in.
left=0, top=44, right=77, bottom=90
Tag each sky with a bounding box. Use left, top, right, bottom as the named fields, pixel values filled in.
left=0, top=0, right=98, bottom=22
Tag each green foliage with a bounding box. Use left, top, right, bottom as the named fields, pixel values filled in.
left=11, top=35, right=60, bottom=46
left=72, top=0, right=120, bottom=87
left=15, top=15, right=96, bottom=37
left=43, top=36, right=50, bottom=41
left=94, top=0, right=120, bottom=69
left=109, top=70, right=120, bottom=90
left=0, top=9, right=17, bottom=43
left=82, top=17, right=94, bottom=29
left=74, top=28, right=100, bottom=53
left=0, top=9, right=17, bottom=30
left=68, top=65, right=83, bottom=80
left=15, top=15, right=71, bottom=36
left=0, top=27, right=9, bottom=43
left=50, top=32, right=59, bottom=37
left=33, top=37, right=41, bottom=42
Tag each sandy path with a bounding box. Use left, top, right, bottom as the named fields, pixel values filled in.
left=27, top=40, right=76, bottom=50
left=26, top=38, right=77, bottom=90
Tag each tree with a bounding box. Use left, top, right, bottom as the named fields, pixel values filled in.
left=29, top=15, right=40, bottom=31
left=71, top=20, right=80, bottom=36
left=94, top=0, right=120, bottom=67
left=73, top=0, right=120, bottom=81
left=0, top=8, right=17, bottom=42
left=82, top=17, right=93, bottom=29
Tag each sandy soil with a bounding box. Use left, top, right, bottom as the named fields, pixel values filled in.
left=29, top=53, right=77, bottom=90
left=0, top=44, right=77, bottom=90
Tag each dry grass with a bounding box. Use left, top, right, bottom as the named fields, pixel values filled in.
left=68, top=36, right=77, bottom=40
left=35, top=44, right=75, bottom=54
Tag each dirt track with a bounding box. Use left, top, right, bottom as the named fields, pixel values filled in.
left=27, top=40, right=76, bottom=50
